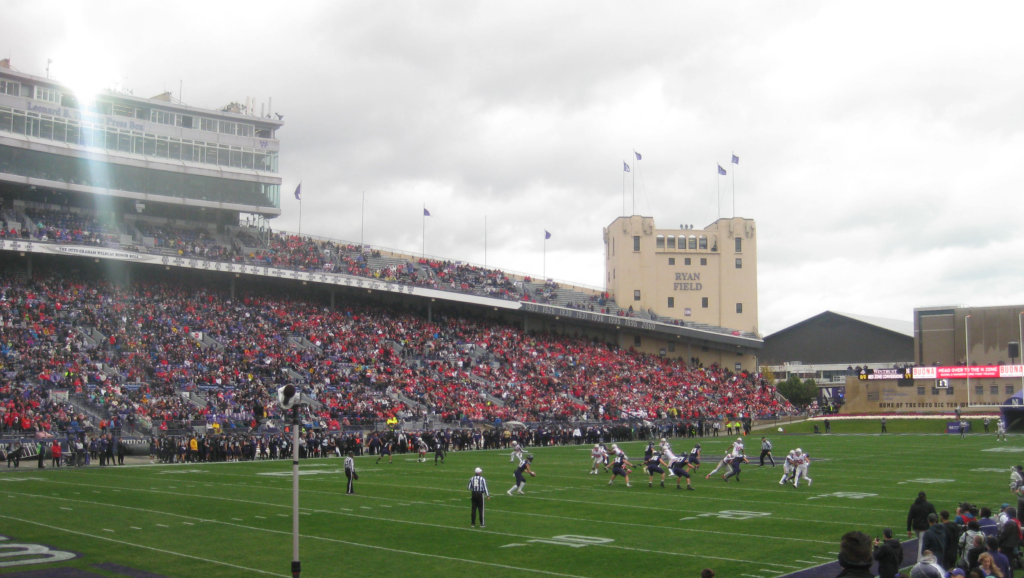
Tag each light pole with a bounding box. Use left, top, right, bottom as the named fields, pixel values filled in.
left=277, top=384, right=303, bottom=578
left=965, top=315, right=971, bottom=409
left=1019, top=312, right=1023, bottom=393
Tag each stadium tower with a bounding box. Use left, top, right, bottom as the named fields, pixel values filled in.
left=0, top=59, right=283, bottom=237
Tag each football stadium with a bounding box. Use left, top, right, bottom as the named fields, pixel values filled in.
left=1, top=40, right=1024, bottom=578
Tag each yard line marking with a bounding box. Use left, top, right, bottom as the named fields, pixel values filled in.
left=183, top=522, right=194, bottom=526
left=255, top=516, right=267, bottom=519
left=812, top=556, right=833, bottom=560
left=277, top=514, right=288, bottom=517
left=60, top=507, right=73, bottom=511
left=31, top=476, right=832, bottom=547
left=339, top=508, right=352, bottom=511
left=156, top=524, right=168, bottom=527
left=130, top=526, right=141, bottom=530
left=102, top=529, right=115, bottom=532
left=112, top=490, right=121, bottom=492
left=232, top=518, right=243, bottom=521
left=796, top=560, right=817, bottom=563
left=361, top=507, right=372, bottom=510
left=5, top=488, right=800, bottom=569
left=0, top=514, right=288, bottom=577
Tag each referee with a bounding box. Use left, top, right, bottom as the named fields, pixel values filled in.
left=344, top=452, right=357, bottom=494
left=468, top=467, right=490, bottom=527
left=758, top=437, right=775, bottom=467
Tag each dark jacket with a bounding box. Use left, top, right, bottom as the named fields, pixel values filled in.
left=873, top=538, right=904, bottom=578
left=998, top=518, right=1021, bottom=551
left=966, top=544, right=986, bottom=572
left=942, top=520, right=961, bottom=567
left=922, top=523, right=947, bottom=562
left=908, top=497, right=938, bottom=532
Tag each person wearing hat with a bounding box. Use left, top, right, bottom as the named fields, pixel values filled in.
left=996, top=507, right=1020, bottom=561
left=837, top=531, right=874, bottom=578
left=468, top=467, right=490, bottom=527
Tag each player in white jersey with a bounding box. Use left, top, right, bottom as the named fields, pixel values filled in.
left=705, top=452, right=730, bottom=479
left=792, top=449, right=812, bottom=487
left=590, top=444, right=608, bottom=474
left=997, top=420, right=1008, bottom=442
left=416, top=437, right=429, bottom=462
left=780, top=450, right=798, bottom=484
left=510, top=441, right=524, bottom=463
left=731, top=437, right=745, bottom=457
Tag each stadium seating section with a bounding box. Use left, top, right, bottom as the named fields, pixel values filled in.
left=0, top=268, right=791, bottom=438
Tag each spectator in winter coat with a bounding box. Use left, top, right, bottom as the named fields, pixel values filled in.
left=873, top=528, right=904, bottom=578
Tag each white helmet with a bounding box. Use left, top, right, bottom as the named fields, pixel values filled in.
left=594, top=444, right=600, bottom=449
left=737, top=438, right=743, bottom=442
left=474, top=467, right=482, bottom=474
left=661, top=438, right=667, bottom=443
left=795, top=448, right=802, bottom=454
left=611, top=444, right=618, bottom=450
left=512, top=441, right=519, bottom=447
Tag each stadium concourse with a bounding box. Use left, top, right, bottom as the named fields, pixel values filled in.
left=0, top=262, right=790, bottom=438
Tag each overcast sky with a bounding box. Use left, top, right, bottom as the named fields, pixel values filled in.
left=4, top=1, right=1024, bottom=335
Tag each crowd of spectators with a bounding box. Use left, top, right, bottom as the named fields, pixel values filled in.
left=0, top=270, right=791, bottom=438
left=23, top=207, right=120, bottom=246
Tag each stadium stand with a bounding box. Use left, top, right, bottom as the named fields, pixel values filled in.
left=0, top=267, right=790, bottom=438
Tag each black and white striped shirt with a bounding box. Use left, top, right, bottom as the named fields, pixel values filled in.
left=761, top=439, right=772, bottom=451
left=468, top=475, right=489, bottom=496
left=344, top=457, right=355, bottom=472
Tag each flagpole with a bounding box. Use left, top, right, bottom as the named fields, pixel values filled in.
left=732, top=153, right=736, bottom=218
left=632, top=150, right=635, bottom=215
left=298, top=181, right=302, bottom=236
left=360, top=191, right=365, bottom=249
left=543, top=235, right=546, bottom=281
left=422, top=203, right=425, bottom=258
left=622, top=166, right=625, bottom=216
left=717, top=172, right=720, bottom=220
left=484, top=215, right=487, bottom=267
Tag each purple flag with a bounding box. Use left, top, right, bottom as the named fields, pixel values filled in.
left=717, top=164, right=727, bottom=176
left=732, top=154, right=739, bottom=164
left=545, top=230, right=551, bottom=240
left=623, top=161, right=630, bottom=173
left=293, top=183, right=302, bottom=200
left=423, top=208, right=431, bottom=217
left=635, top=151, right=642, bottom=161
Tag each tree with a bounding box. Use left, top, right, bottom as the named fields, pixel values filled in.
left=776, top=375, right=818, bottom=407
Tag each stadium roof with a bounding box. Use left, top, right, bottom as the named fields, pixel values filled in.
left=830, top=311, right=914, bottom=337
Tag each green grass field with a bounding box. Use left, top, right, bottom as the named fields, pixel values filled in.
left=778, top=418, right=988, bottom=434
left=1, top=431, right=1018, bottom=578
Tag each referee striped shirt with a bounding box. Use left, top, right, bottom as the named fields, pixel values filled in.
left=344, top=456, right=355, bottom=471
left=761, top=439, right=772, bottom=451
left=468, top=475, right=489, bottom=496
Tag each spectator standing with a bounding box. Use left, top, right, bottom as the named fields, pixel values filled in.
left=909, top=492, right=939, bottom=554
left=996, top=508, right=1020, bottom=564
left=978, top=508, right=998, bottom=538
left=873, top=528, right=903, bottom=578
left=921, top=514, right=948, bottom=565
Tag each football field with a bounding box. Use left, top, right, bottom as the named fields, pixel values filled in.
left=0, top=431, right=1015, bottom=578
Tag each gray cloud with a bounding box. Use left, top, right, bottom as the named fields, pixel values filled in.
left=4, top=0, right=1024, bottom=333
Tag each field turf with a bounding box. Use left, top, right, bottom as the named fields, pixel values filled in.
left=0, top=431, right=1018, bottom=578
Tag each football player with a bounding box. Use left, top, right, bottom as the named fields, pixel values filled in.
left=510, top=440, right=524, bottom=463
left=723, top=453, right=749, bottom=482
left=645, top=450, right=670, bottom=488
left=779, top=449, right=798, bottom=485
left=792, top=449, right=812, bottom=487
left=590, top=444, right=607, bottom=475
left=507, top=454, right=536, bottom=495
left=688, top=443, right=702, bottom=470
left=670, top=452, right=695, bottom=490
left=416, top=436, right=429, bottom=463
left=608, top=447, right=634, bottom=487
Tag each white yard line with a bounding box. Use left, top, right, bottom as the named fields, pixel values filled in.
left=0, top=514, right=289, bottom=577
